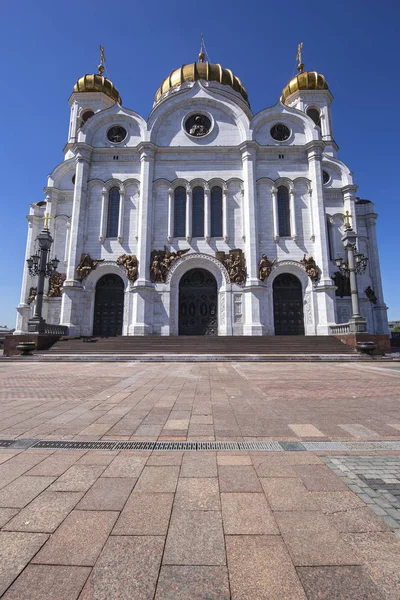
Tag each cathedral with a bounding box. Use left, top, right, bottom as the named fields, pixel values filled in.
left=16, top=46, right=388, bottom=338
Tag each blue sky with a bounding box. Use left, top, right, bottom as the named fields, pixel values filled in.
left=1, top=0, right=399, bottom=327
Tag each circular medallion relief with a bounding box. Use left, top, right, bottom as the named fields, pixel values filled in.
left=270, top=123, right=291, bottom=141
left=185, top=114, right=212, bottom=137
left=107, top=126, right=127, bottom=143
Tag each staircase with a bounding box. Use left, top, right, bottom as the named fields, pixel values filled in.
left=38, top=335, right=358, bottom=360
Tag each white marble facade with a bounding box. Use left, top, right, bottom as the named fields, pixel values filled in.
left=15, top=61, right=389, bottom=336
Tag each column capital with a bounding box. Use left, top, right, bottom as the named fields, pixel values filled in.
left=341, top=184, right=358, bottom=197
left=305, top=141, right=325, bottom=160
left=239, top=141, right=258, bottom=161
left=137, top=142, right=157, bottom=162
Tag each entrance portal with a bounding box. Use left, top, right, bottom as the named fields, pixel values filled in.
left=273, top=273, right=305, bottom=335
left=93, top=274, right=124, bottom=337
left=179, top=269, right=218, bottom=335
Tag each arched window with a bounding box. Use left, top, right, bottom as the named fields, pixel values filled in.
left=174, top=186, right=186, bottom=237
left=192, top=186, right=204, bottom=237
left=80, top=109, right=94, bottom=128
left=106, top=187, right=120, bottom=238
left=307, top=108, right=321, bottom=128
left=211, top=186, right=223, bottom=237
left=277, top=186, right=290, bottom=237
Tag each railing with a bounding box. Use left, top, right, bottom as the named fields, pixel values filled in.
left=42, top=323, right=68, bottom=336
left=330, top=323, right=350, bottom=335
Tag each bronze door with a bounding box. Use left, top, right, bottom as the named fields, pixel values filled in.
left=179, top=269, right=218, bottom=336
left=93, top=274, right=124, bottom=337
left=273, top=273, right=305, bottom=335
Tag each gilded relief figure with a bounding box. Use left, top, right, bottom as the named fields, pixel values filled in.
left=117, top=254, right=138, bottom=282
left=27, top=287, right=37, bottom=304
left=301, top=255, right=320, bottom=282
left=76, top=254, right=104, bottom=281
left=215, top=249, right=247, bottom=285
left=47, top=272, right=66, bottom=297
left=150, top=247, right=190, bottom=283
left=258, top=254, right=277, bottom=281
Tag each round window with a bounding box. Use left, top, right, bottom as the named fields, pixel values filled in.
left=322, top=171, right=330, bottom=185
left=185, top=114, right=212, bottom=137
left=107, top=126, right=127, bottom=143
left=270, top=123, right=291, bottom=141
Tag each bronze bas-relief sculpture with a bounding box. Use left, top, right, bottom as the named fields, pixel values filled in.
left=47, top=272, right=66, bottom=297
left=365, top=285, right=377, bottom=304
left=117, top=254, right=138, bottom=282
left=258, top=254, right=277, bottom=281
left=215, top=249, right=247, bottom=285
left=76, top=254, right=104, bottom=281
left=300, top=255, right=320, bottom=282
left=27, top=287, right=37, bottom=304
left=150, top=247, right=190, bottom=283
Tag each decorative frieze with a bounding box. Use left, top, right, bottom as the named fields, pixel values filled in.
left=300, top=255, right=320, bottom=282
left=76, top=254, right=104, bottom=281
left=116, top=254, right=138, bottom=282
left=47, top=272, right=66, bottom=297
left=150, top=247, right=190, bottom=283
left=258, top=254, right=277, bottom=281
left=215, top=249, right=247, bottom=285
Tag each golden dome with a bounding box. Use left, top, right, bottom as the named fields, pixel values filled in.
left=154, top=62, right=249, bottom=106
left=281, top=71, right=329, bottom=103
left=73, top=74, right=122, bottom=104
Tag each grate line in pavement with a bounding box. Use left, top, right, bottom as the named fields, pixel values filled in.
left=0, top=438, right=398, bottom=452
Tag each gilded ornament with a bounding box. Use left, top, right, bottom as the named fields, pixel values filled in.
left=215, top=249, right=247, bottom=285
left=300, top=255, right=320, bottom=282
left=47, top=272, right=66, bottom=297
left=27, top=287, right=37, bottom=304
left=76, top=254, right=104, bottom=281
left=258, top=254, right=277, bottom=281
left=117, top=254, right=138, bottom=282
left=150, top=247, right=190, bottom=283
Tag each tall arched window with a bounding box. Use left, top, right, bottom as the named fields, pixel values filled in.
left=174, top=186, right=186, bottom=237
left=106, top=187, right=120, bottom=238
left=307, top=108, right=321, bottom=128
left=192, top=186, right=204, bottom=237
left=277, top=186, right=290, bottom=237
left=211, top=186, right=223, bottom=237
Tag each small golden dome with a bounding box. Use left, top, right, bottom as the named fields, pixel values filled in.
left=281, top=71, right=329, bottom=103
left=73, top=74, right=122, bottom=104
left=154, top=62, right=249, bottom=106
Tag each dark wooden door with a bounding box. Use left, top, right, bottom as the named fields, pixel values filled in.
left=273, top=273, right=305, bottom=335
left=179, top=269, right=218, bottom=336
left=93, top=274, right=124, bottom=337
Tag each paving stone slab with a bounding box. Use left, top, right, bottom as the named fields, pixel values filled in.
left=0, top=508, right=18, bottom=528
left=155, top=566, right=230, bottom=600
left=0, top=532, right=48, bottom=596
left=2, top=565, right=91, bottom=600
left=218, top=465, right=262, bottom=492
left=3, top=491, right=84, bottom=533
left=327, top=506, right=390, bottom=533
left=76, top=477, right=136, bottom=511
left=0, top=476, right=55, bottom=508
left=297, top=566, right=385, bottom=600
left=226, top=535, right=307, bottom=600
left=294, top=464, right=349, bottom=491
left=221, top=492, right=279, bottom=534
left=180, top=453, right=217, bottom=477
left=112, top=492, right=173, bottom=535
left=134, top=466, right=179, bottom=493
left=275, top=510, right=358, bottom=566
left=101, top=454, right=148, bottom=478
left=78, top=536, right=164, bottom=600
left=261, top=477, right=318, bottom=512
left=32, top=510, right=118, bottom=566
left=174, top=478, right=220, bottom=511
left=163, top=509, right=226, bottom=565
left=49, top=465, right=106, bottom=492
left=26, top=452, right=86, bottom=477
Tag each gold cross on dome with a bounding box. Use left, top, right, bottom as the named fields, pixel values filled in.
left=344, top=210, right=352, bottom=228
left=42, top=213, right=52, bottom=229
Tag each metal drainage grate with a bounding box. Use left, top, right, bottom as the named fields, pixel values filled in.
left=32, top=440, right=117, bottom=450
left=0, top=440, right=13, bottom=448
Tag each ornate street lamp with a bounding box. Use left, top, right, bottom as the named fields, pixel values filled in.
left=334, top=211, right=368, bottom=333
left=26, top=213, right=60, bottom=333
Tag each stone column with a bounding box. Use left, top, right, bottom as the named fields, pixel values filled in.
left=240, top=142, right=264, bottom=335
left=60, top=148, right=91, bottom=336
left=222, top=186, right=229, bottom=242
left=15, top=212, right=40, bottom=334
left=289, top=188, right=298, bottom=241
left=99, top=187, right=107, bottom=242
left=306, top=141, right=336, bottom=334
left=117, top=188, right=125, bottom=243
left=271, top=187, right=279, bottom=242
left=167, top=187, right=174, bottom=243
left=204, top=185, right=210, bottom=242
left=365, top=213, right=389, bottom=333
left=186, top=184, right=192, bottom=243
left=130, top=142, right=156, bottom=335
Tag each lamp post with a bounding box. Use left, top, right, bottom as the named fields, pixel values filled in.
left=27, top=214, right=59, bottom=334
left=334, top=211, right=368, bottom=333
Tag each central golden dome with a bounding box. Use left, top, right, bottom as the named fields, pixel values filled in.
left=154, top=62, right=249, bottom=106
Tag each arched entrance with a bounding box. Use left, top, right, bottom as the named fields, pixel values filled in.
left=273, top=273, right=305, bottom=335
left=93, top=274, right=124, bottom=337
left=179, top=269, right=218, bottom=335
